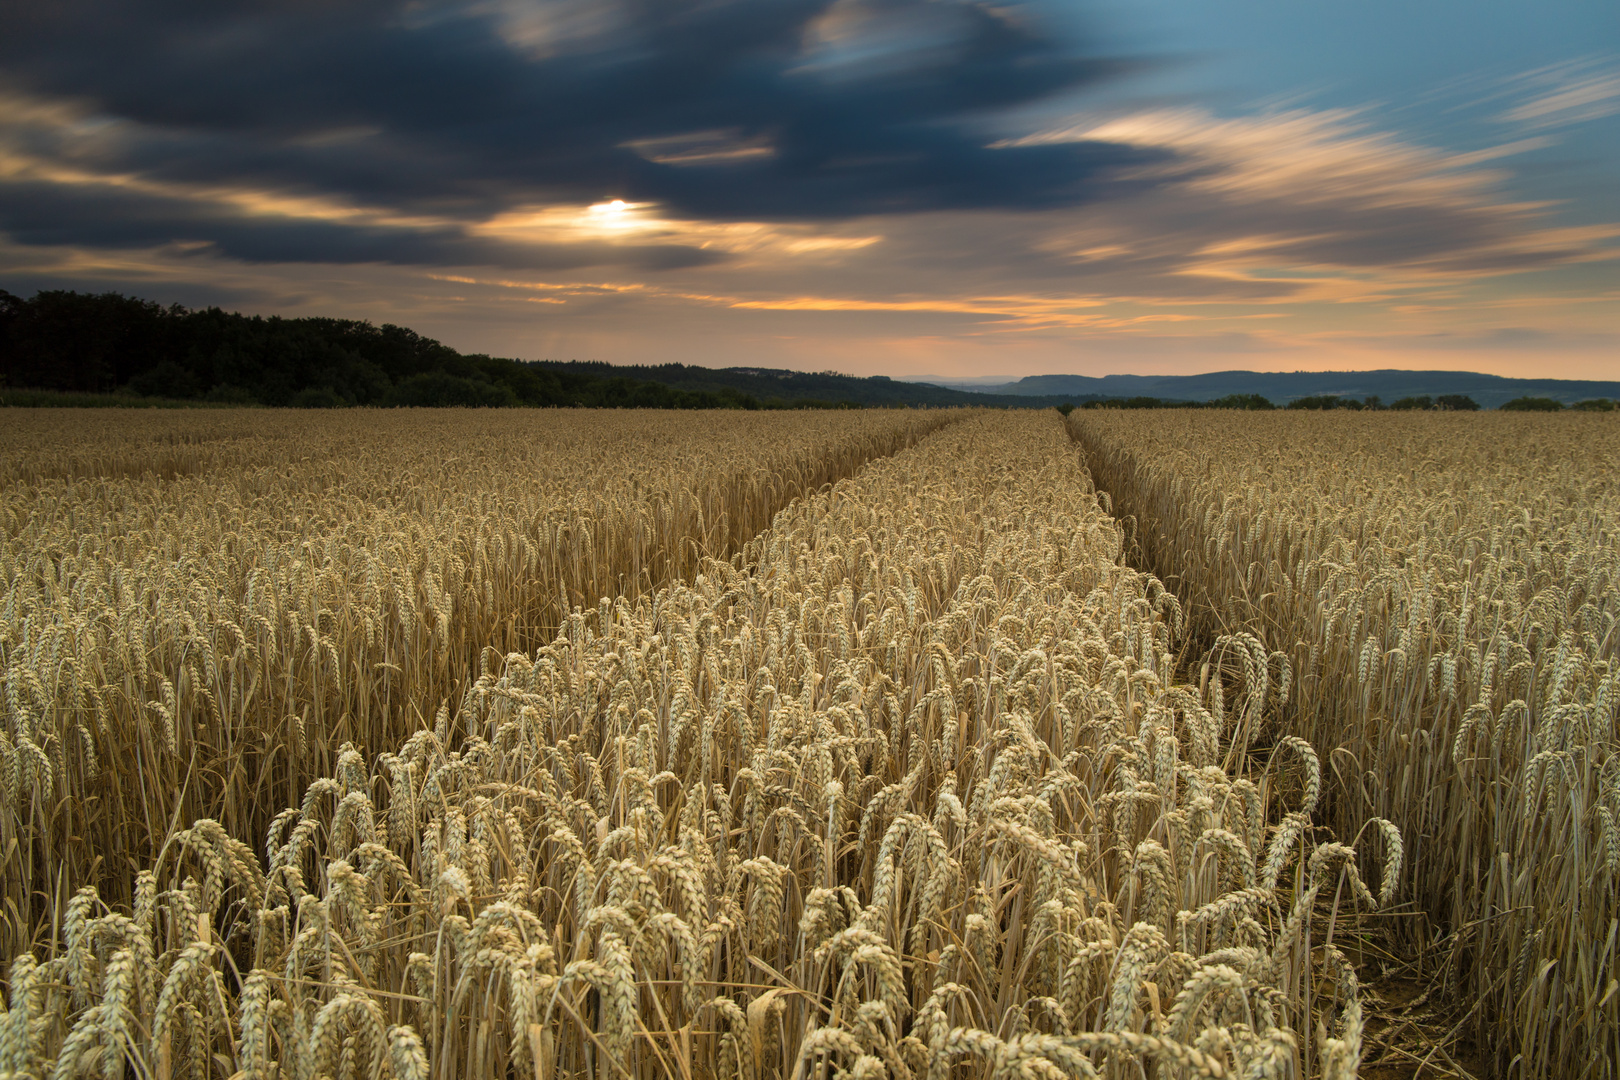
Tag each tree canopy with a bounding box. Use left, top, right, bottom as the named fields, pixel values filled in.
left=0, top=290, right=826, bottom=409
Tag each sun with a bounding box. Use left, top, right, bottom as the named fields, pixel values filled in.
left=583, top=198, right=640, bottom=229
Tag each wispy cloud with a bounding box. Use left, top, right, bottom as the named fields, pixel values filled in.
left=1498, top=57, right=1620, bottom=130
left=1003, top=106, right=1619, bottom=292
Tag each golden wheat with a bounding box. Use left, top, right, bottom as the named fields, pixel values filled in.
left=2, top=411, right=1391, bottom=1080
left=1069, top=408, right=1619, bottom=1079
left=0, top=407, right=953, bottom=955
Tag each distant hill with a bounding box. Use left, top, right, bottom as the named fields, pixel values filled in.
left=921, top=369, right=1620, bottom=410
left=532, top=362, right=1094, bottom=409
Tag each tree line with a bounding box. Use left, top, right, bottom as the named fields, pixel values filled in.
left=0, top=290, right=856, bottom=410
left=1074, top=392, right=1615, bottom=412
left=1072, top=393, right=1477, bottom=410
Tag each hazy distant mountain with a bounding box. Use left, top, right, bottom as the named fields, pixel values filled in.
left=904, top=374, right=1013, bottom=388
left=911, top=370, right=1620, bottom=410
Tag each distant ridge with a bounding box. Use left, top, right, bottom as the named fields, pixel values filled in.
left=913, top=369, right=1620, bottom=410
left=534, top=361, right=1092, bottom=409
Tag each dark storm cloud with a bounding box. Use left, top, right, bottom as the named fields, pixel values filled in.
left=0, top=0, right=1160, bottom=238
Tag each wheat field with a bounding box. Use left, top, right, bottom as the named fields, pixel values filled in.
left=1069, top=408, right=1620, bottom=1079
left=0, top=407, right=954, bottom=958
left=0, top=408, right=1402, bottom=1080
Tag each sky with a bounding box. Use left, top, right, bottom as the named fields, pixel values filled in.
left=1, top=0, right=1616, bottom=380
